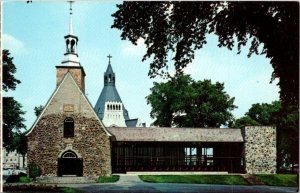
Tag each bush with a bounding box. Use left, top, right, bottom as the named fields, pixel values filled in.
left=5, top=172, right=29, bottom=183
left=97, top=175, right=120, bottom=183
left=28, top=163, right=41, bottom=180
left=19, top=176, right=31, bottom=183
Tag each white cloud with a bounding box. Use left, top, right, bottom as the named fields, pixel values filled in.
left=3, top=34, right=24, bottom=54
left=121, top=38, right=146, bottom=57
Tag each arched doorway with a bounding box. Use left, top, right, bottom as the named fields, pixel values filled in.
left=57, top=150, right=83, bottom=176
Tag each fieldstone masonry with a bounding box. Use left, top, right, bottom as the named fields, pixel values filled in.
left=243, top=126, right=276, bottom=174
left=27, top=114, right=111, bottom=176
left=27, top=73, right=112, bottom=177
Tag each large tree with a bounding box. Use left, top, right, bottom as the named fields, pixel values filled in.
left=147, top=74, right=236, bottom=127
left=2, top=50, right=26, bottom=149
left=112, top=1, right=299, bottom=108
left=232, top=101, right=281, bottom=128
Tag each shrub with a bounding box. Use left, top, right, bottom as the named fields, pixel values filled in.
left=28, top=163, right=41, bottom=180
left=19, top=176, right=31, bottom=183
left=97, top=175, right=120, bottom=183
left=5, top=172, right=29, bottom=183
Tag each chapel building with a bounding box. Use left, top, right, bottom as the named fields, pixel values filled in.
left=26, top=5, right=111, bottom=176
left=27, top=3, right=277, bottom=178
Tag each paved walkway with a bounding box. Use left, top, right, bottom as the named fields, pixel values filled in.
left=58, top=175, right=298, bottom=193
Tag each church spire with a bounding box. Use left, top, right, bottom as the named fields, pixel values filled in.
left=61, top=1, right=80, bottom=66
left=104, top=54, right=115, bottom=86
left=69, top=1, right=74, bottom=35
left=56, top=1, right=86, bottom=93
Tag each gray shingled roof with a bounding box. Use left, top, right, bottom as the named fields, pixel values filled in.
left=107, top=127, right=244, bottom=142
left=94, top=63, right=129, bottom=120
left=94, top=85, right=129, bottom=120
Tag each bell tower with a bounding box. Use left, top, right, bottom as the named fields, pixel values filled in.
left=56, top=1, right=86, bottom=92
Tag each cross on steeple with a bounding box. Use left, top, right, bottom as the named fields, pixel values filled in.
left=107, top=54, right=112, bottom=65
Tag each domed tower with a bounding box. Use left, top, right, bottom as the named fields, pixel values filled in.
left=94, top=55, right=129, bottom=127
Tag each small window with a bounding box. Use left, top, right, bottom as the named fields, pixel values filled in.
left=64, top=117, right=74, bottom=138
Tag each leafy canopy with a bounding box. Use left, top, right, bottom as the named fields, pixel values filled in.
left=34, top=105, right=44, bottom=117
left=3, top=49, right=21, bottom=91
left=147, top=74, right=236, bottom=127
left=2, top=49, right=26, bottom=150
left=231, top=101, right=281, bottom=128
left=3, top=97, right=26, bottom=149
left=112, top=1, right=299, bottom=108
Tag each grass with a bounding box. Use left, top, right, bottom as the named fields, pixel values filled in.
left=255, top=174, right=297, bottom=187
left=97, top=175, right=120, bottom=183
left=139, top=175, right=248, bottom=185
left=19, top=176, right=31, bottom=183
left=60, top=187, right=84, bottom=193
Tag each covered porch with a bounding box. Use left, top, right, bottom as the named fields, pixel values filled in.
left=108, top=127, right=245, bottom=173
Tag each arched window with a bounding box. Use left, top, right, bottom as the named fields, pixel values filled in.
left=107, top=104, right=109, bottom=110
left=64, top=117, right=74, bottom=138
left=62, top=151, right=77, bottom=158
left=71, top=39, right=75, bottom=52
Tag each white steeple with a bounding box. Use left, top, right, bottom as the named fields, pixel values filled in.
left=69, top=3, right=74, bottom=36
left=61, top=1, right=80, bottom=66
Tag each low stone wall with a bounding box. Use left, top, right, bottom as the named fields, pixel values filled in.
left=243, top=126, right=276, bottom=174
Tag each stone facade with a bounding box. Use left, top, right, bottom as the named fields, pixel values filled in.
left=27, top=114, right=111, bottom=176
left=27, top=73, right=111, bottom=177
left=243, top=126, right=276, bottom=174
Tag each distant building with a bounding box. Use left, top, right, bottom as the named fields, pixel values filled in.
left=2, top=148, right=27, bottom=169
left=94, top=56, right=145, bottom=127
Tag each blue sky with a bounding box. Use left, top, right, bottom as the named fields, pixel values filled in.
left=3, top=1, right=280, bottom=129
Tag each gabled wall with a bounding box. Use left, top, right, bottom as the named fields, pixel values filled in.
left=27, top=73, right=111, bottom=176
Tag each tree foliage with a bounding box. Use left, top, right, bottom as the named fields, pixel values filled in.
left=34, top=105, right=44, bottom=117
left=3, top=49, right=21, bottom=91
left=112, top=1, right=299, bottom=108
left=11, top=132, right=27, bottom=168
left=3, top=97, right=26, bottom=149
left=147, top=74, right=236, bottom=127
left=231, top=101, right=281, bottom=128
left=2, top=49, right=26, bottom=150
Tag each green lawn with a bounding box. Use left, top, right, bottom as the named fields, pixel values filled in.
left=139, top=175, right=248, bottom=185
left=97, top=175, right=120, bottom=183
left=60, top=187, right=83, bottom=193
left=255, top=174, right=297, bottom=187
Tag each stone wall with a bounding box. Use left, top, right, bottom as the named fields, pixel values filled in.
left=243, top=126, right=276, bottom=174
left=27, top=113, right=111, bottom=177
